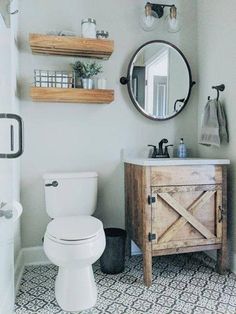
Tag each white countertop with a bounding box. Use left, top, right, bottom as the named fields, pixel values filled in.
left=123, top=158, right=230, bottom=166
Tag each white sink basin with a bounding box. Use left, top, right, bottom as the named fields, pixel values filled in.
left=123, top=158, right=230, bottom=166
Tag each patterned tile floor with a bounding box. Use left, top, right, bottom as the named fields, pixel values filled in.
left=15, top=253, right=236, bottom=314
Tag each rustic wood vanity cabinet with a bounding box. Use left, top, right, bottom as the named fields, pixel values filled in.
left=124, top=160, right=229, bottom=286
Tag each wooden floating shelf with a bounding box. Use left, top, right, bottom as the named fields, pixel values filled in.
left=30, top=87, right=114, bottom=104
left=29, top=33, right=114, bottom=59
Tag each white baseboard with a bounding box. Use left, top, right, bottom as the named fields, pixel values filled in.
left=14, top=246, right=50, bottom=293
left=22, top=246, right=49, bottom=266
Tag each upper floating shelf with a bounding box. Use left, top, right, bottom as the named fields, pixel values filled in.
left=29, top=33, right=114, bottom=60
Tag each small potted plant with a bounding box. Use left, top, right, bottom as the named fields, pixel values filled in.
left=72, top=60, right=102, bottom=89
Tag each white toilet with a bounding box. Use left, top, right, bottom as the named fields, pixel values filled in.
left=43, top=172, right=105, bottom=312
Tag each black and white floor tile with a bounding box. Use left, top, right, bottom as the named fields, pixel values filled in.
left=15, top=253, right=236, bottom=314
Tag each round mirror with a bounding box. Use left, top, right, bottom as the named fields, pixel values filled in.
left=125, top=41, right=195, bottom=121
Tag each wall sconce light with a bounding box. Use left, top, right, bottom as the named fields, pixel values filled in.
left=140, top=2, right=181, bottom=33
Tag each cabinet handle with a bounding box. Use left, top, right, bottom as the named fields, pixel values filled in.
left=218, top=206, right=224, bottom=223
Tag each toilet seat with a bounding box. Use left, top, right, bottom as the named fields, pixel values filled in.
left=45, top=216, right=103, bottom=244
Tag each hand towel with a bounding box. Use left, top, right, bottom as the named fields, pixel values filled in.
left=199, top=99, right=220, bottom=147
left=216, top=100, right=229, bottom=144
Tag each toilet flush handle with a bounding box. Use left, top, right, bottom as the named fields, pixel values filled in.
left=45, top=181, right=58, bottom=187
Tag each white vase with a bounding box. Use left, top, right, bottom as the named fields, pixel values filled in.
left=82, top=78, right=93, bottom=89
left=97, top=78, right=107, bottom=89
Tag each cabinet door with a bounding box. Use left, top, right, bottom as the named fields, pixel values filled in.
left=151, top=185, right=222, bottom=251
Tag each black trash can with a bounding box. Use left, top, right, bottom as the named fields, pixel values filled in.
left=100, top=228, right=126, bottom=274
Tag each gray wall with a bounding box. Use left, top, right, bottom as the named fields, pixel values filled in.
left=197, top=0, right=236, bottom=270
left=19, top=0, right=198, bottom=248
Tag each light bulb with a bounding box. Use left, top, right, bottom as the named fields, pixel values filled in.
left=166, top=6, right=181, bottom=33
left=139, top=3, right=159, bottom=32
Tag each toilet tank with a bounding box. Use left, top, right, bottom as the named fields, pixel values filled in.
left=43, top=172, right=98, bottom=218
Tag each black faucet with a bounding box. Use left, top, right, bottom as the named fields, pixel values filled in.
left=158, top=138, right=168, bottom=156
left=164, top=145, right=174, bottom=158
left=148, top=139, right=173, bottom=158
left=148, top=145, right=158, bottom=158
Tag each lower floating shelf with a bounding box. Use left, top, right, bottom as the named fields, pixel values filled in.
left=30, top=87, right=114, bottom=104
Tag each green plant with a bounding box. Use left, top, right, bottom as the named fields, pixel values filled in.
left=72, top=60, right=103, bottom=79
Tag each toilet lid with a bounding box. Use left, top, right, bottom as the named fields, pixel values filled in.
left=46, top=216, right=103, bottom=241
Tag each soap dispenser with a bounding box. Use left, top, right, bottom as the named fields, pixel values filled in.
left=178, top=138, right=187, bottom=158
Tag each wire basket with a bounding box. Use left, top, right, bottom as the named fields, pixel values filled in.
left=34, top=70, right=76, bottom=88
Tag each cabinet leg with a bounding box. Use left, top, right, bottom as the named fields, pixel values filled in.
left=216, top=166, right=228, bottom=274
left=216, top=246, right=228, bottom=274
left=143, top=249, right=152, bottom=287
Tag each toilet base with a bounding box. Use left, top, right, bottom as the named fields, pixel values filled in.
left=55, top=265, right=97, bottom=312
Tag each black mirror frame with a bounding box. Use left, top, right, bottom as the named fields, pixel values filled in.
left=120, top=40, right=196, bottom=121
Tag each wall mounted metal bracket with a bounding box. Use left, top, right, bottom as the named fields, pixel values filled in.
left=208, top=84, right=225, bottom=101
left=146, top=2, right=175, bottom=18
left=120, top=76, right=129, bottom=85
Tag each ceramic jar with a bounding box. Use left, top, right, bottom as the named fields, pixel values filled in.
left=82, top=78, right=93, bottom=89
left=81, top=18, right=96, bottom=39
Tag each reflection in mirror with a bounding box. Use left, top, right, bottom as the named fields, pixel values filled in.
left=128, top=41, right=193, bottom=120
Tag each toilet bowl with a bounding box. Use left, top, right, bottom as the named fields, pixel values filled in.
left=43, top=172, right=105, bottom=312
left=44, top=216, right=105, bottom=311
